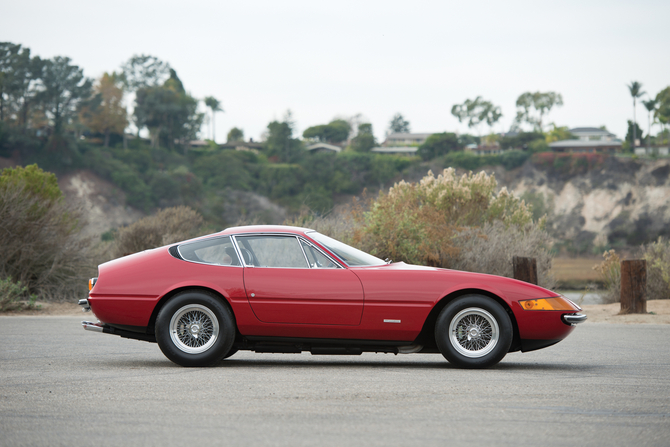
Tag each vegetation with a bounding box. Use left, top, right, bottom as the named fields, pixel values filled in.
left=113, top=206, right=205, bottom=257
left=451, top=97, right=502, bottom=135
left=294, top=169, right=554, bottom=288
left=0, top=164, right=92, bottom=300
left=594, top=238, right=670, bottom=303
left=0, top=277, right=37, bottom=311
left=514, top=91, right=563, bottom=132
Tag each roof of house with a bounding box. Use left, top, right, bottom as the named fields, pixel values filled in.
left=549, top=139, right=622, bottom=148
left=371, top=146, right=419, bottom=154
left=307, top=143, right=342, bottom=153
left=569, top=127, right=616, bottom=137
left=385, top=133, right=432, bottom=140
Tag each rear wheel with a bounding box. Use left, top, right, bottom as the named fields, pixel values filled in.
left=156, top=291, right=236, bottom=367
left=435, top=295, right=512, bottom=369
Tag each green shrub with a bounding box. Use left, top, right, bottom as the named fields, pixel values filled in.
left=0, top=164, right=92, bottom=300
left=361, top=169, right=534, bottom=267
left=642, top=237, right=670, bottom=300
left=0, top=277, right=37, bottom=311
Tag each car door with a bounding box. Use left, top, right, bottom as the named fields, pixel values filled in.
left=236, top=234, right=364, bottom=325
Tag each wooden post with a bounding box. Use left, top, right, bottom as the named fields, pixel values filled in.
left=620, top=260, right=647, bottom=314
left=513, top=256, right=538, bottom=285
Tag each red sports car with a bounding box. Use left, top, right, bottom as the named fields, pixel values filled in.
left=80, top=225, right=586, bottom=368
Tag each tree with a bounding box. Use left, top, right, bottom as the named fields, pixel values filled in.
left=264, top=111, right=304, bottom=162
left=417, top=132, right=459, bottom=160
left=120, top=55, right=170, bottom=136
left=451, top=97, right=502, bottom=135
left=642, top=99, right=657, bottom=150
left=133, top=68, right=202, bottom=149
left=349, top=123, right=376, bottom=152
left=303, top=119, right=351, bottom=144
left=204, top=96, right=222, bottom=142
left=227, top=127, right=244, bottom=142
left=388, top=113, right=410, bottom=134
left=655, top=87, right=670, bottom=136
left=0, top=42, right=44, bottom=129
left=120, top=55, right=170, bottom=92
left=79, top=72, right=128, bottom=147
left=38, top=56, right=92, bottom=135
left=514, top=92, right=562, bottom=132
left=625, top=120, right=644, bottom=149
left=627, top=81, right=645, bottom=148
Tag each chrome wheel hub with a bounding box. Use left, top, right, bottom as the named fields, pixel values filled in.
left=169, top=304, right=219, bottom=354
left=449, top=308, right=500, bottom=358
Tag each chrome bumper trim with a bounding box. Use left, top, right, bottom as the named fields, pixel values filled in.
left=78, top=298, right=91, bottom=312
left=82, top=321, right=104, bottom=332
left=563, top=313, right=587, bottom=325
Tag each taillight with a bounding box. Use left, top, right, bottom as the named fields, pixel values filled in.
left=88, top=277, right=97, bottom=291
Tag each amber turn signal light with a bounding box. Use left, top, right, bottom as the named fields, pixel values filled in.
left=520, top=297, right=579, bottom=311
left=88, top=277, right=97, bottom=291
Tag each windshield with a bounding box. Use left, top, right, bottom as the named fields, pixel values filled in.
left=307, top=231, right=386, bottom=267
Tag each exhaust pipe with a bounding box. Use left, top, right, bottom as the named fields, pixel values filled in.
left=82, top=321, right=104, bottom=333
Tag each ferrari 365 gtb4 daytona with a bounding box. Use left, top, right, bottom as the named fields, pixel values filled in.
left=80, top=225, right=586, bottom=368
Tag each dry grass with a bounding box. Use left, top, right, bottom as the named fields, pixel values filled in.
left=551, top=257, right=603, bottom=288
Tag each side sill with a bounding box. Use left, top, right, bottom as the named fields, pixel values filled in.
left=520, top=339, right=561, bottom=353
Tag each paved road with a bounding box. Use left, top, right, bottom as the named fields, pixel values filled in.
left=1, top=316, right=669, bottom=447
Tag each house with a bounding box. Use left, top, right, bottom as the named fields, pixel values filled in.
left=219, top=140, right=264, bottom=153
left=371, top=146, right=419, bottom=155
left=383, top=133, right=432, bottom=147
left=549, top=127, right=622, bottom=153
left=634, top=146, right=670, bottom=156
left=307, top=143, right=342, bottom=154
left=465, top=142, right=503, bottom=156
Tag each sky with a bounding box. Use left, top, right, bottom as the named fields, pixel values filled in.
left=2, top=0, right=669, bottom=143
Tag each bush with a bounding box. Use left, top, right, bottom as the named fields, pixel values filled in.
left=113, top=206, right=205, bottom=257
left=594, top=240, right=670, bottom=303
left=0, top=277, right=37, bottom=311
left=0, top=164, right=92, bottom=300
left=593, top=250, right=621, bottom=303
left=450, top=221, right=555, bottom=289
left=360, top=169, right=534, bottom=268
left=641, top=237, right=670, bottom=300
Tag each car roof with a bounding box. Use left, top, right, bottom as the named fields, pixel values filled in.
left=219, top=225, right=314, bottom=236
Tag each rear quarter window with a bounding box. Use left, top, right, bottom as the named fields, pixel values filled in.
left=177, top=236, right=240, bottom=266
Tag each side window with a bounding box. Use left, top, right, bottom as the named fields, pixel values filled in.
left=300, top=240, right=339, bottom=268
left=236, top=236, right=309, bottom=268
left=178, top=236, right=240, bottom=266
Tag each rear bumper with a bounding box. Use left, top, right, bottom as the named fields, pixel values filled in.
left=78, top=298, right=91, bottom=312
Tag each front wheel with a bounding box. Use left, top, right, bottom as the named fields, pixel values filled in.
left=435, top=295, right=513, bottom=369
left=156, top=291, right=236, bottom=367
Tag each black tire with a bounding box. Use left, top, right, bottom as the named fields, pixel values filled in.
left=435, top=295, right=512, bottom=369
left=155, top=290, right=236, bottom=367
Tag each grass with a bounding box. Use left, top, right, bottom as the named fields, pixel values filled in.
left=551, top=257, right=603, bottom=289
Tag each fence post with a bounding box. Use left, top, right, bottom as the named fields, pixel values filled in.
left=513, top=256, right=538, bottom=285
left=620, top=260, right=647, bottom=314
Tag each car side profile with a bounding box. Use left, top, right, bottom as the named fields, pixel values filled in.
left=80, top=225, right=585, bottom=368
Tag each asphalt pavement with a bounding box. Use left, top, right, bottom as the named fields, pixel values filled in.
left=1, top=316, right=669, bottom=447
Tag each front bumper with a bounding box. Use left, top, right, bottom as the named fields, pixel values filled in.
left=562, top=313, right=587, bottom=325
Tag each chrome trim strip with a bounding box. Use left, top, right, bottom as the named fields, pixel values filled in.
left=383, top=319, right=401, bottom=323
left=297, top=236, right=343, bottom=269
left=563, top=313, right=587, bottom=325
left=175, top=235, right=244, bottom=268
left=82, top=321, right=104, bottom=332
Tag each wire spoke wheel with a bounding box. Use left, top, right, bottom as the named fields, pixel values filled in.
left=448, top=307, right=500, bottom=358
left=169, top=304, right=220, bottom=354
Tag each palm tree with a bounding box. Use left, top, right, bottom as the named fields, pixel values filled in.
left=643, top=98, right=658, bottom=152
left=627, top=81, right=645, bottom=148
left=204, top=96, right=223, bottom=143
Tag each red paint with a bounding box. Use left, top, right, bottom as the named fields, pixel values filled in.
left=88, top=225, right=580, bottom=346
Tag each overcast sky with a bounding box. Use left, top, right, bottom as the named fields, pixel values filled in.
left=2, top=0, right=669, bottom=143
